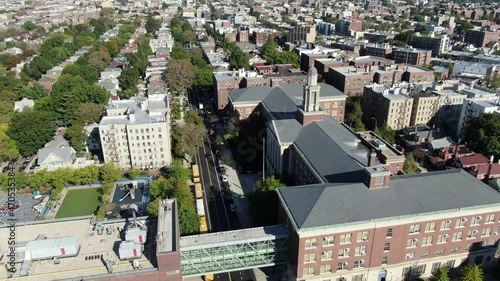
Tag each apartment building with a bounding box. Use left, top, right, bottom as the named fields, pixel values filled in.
left=402, top=66, right=435, bottom=83
left=363, top=84, right=413, bottom=130
left=363, top=32, right=395, bottom=43
left=393, top=47, right=432, bottom=66
left=410, top=89, right=467, bottom=133
left=98, top=95, right=172, bottom=170
left=328, top=66, right=374, bottom=96
left=410, top=33, right=450, bottom=56
left=277, top=168, right=500, bottom=281
left=457, top=96, right=500, bottom=141
left=288, top=24, right=317, bottom=44
left=363, top=43, right=393, bottom=59
left=465, top=29, right=500, bottom=48
left=214, top=71, right=242, bottom=111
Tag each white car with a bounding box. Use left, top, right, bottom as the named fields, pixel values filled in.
left=220, top=175, right=228, bottom=182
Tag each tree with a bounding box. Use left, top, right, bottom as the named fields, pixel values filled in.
left=127, top=169, right=141, bottom=180
left=99, top=163, right=122, bottom=183
left=72, top=103, right=103, bottom=125
left=71, top=165, right=99, bottom=185
left=87, top=49, right=111, bottom=72
left=276, top=52, right=300, bottom=67
left=22, top=20, right=37, bottom=31
left=165, top=59, right=197, bottom=95
left=346, top=97, right=365, bottom=132
left=465, top=113, right=500, bottom=160
left=252, top=176, right=286, bottom=225
left=0, top=124, right=18, bottom=162
left=485, top=73, right=500, bottom=89
left=146, top=15, right=162, bottom=34
left=8, top=109, right=56, bottom=156
left=172, top=123, right=207, bottom=159
left=170, top=43, right=190, bottom=60
left=118, top=67, right=139, bottom=92
left=29, top=169, right=49, bottom=190
left=184, top=109, right=204, bottom=125
left=429, top=267, right=450, bottom=281
left=261, top=36, right=279, bottom=64
left=195, top=68, right=214, bottom=88
left=460, top=265, right=483, bottom=281
left=64, top=123, right=87, bottom=155
left=403, top=153, right=419, bottom=174
left=374, top=124, right=396, bottom=144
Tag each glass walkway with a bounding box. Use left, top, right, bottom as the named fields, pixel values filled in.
left=179, top=225, right=289, bottom=276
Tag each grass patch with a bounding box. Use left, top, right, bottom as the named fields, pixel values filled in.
left=55, top=188, right=101, bottom=219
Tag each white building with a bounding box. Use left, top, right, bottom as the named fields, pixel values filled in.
left=456, top=94, right=500, bottom=141
left=14, top=97, right=34, bottom=112
left=98, top=94, right=172, bottom=170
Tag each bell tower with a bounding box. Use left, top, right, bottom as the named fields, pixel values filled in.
left=303, top=66, right=321, bottom=112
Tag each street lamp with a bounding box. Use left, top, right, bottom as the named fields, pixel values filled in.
left=371, top=117, right=377, bottom=130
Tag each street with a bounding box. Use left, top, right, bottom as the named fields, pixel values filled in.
left=189, top=88, right=256, bottom=281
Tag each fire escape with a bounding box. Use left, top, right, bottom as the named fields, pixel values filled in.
left=105, top=125, right=119, bottom=165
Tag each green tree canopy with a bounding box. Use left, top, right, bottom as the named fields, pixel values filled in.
left=0, top=123, right=18, bottom=161
left=145, top=15, right=162, bottom=34
left=346, top=97, right=365, bottom=131
left=127, top=169, right=141, bottom=180
left=165, top=59, right=198, bottom=95
left=460, top=264, right=483, bottom=281
left=374, top=124, right=396, bottom=144
left=172, top=123, right=206, bottom=159
left=403, top=153, right=419, bottom=174
left=8, top=109, right=56, bottom=156
left=261, top=36, right=279, bottom=64
left=429, top=267, right=450, bottom=281
left=99, top=163, right=122, bottom=183
left=22, top=20, right=37, bottom=31
left=465, top=113, right=500, bottom=160
left=195, top=68, right=214, bottom=88
left=72, top=103, right=104, bottom=125
left=252, top=176, right=286, bottom=226
left=64, top=123, right=87, bottom=155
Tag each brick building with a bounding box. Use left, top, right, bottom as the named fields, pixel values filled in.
left=464, top=29, right=500, bottom=48
left=277, top=168, right=500, bottom=281
left=393, top=47, right=432, bottom=66
left=363, top=84, right=413, bottom=130
left=410, top=33, right=450, bottom=56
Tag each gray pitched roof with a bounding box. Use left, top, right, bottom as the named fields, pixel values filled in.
left=38, top=137, right=75, bottom=165
left=269, top=119, right=302, bottom=144
left=278, top=169, right=500, bottom=230
left=262, top=87, right=301, bottom=120
left=229, top=86, right=271, bottom=103
left=293, top=116, right=368, bottom=183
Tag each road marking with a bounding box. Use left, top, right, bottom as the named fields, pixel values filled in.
left=202, top=140, right=213, bottom=186
left=228, top=272, right=232, bottom=281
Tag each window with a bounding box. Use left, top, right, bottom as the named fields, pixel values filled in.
left=384, top=242, right=391, bottom=251
left=409, top=224, right=421, bottom=234
left=465, top=244, right=471, bottom=250
left=467, top=230, right=479, bottom=239
left=441, top=220, right=452, bottom=230
left=405, top=252, right=414, bottom=259
left=304, top=253, right=316, bottom=262
left=323, top=236, right=334, bottom=246
left=415, top=265, right=427, bottom=275
left=422, top=236, right=433, bottom=246
left=445, top=260, right=455, bottom=269
left=320, top=264, right=332, bottom=274
left=353, top=260, right=365, bottom=269
left=471, top=216, right=482, bottom=226
left=481, top=228, right=492, bottom=237
left=304, top=267, right=315, bottom=276
left=357, top=231, right=369, bottom=242
left=340, top=234, right=352, bottom=244
left=436, top=248, right=445, bottom=255
left=352, top=274, right=364, bottom=281
left=406, top=238, right=418, bottom=248
left=321, top=250, right=333, bottom=260
left=338, top=248, right=350, bottom=258
left=337, top=262, right=348, bottom=271
left=305, top=238, right=317, bottom=248
left=355, top=246, right=367, bottom=256
left=450, top=232, right=463, bottom=242
left=485, top=214, right=495, bottom=223
left=451, top=245, right=459, bottom=252
left=438, top=234, right=449, bottom=243
left=420, top=249, right=429, bottom=257
left=425, top=222, right=436, bottom=232
left=402, top=267, right=411, bottom=278
left=375, top=176, right=385, bottom=185
left=381, top=256, right=388, bottom=265
left=431, top=262, right=441, bottom=273
left=456, top=218, right=468, bottom=228
left=386, top=228, right=393, bottom=238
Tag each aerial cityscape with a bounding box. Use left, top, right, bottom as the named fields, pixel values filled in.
left=0, top=0, right=499, bottom=281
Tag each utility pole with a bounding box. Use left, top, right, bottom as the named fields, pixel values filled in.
left=262, top=137, right=265, bottom=181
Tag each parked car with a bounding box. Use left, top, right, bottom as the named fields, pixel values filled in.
left=220, top=175, right=228, bottom=182
left=229, top=204, right=236, bottom=212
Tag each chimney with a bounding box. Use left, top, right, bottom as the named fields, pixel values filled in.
left=364, top=166, right=391, bottom=189
left=129, top=113, right=135, bottom=122
left=367, top=149, right=377, bottom=167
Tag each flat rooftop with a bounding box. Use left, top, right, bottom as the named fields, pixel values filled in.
left=0, top=218, right=156, bottom=280
left=179, top=225, right=288, bottom=250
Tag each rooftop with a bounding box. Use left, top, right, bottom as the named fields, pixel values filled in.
left=100, top=95, right=169, bottom=126
left=0, top=218, right=156, bottom=280
left=278, top=169, right=500, bottom=231
left=179, top=225, right=288, bottom=251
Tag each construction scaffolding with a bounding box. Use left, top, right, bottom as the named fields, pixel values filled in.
left=105, top=125, right=119, bottom=164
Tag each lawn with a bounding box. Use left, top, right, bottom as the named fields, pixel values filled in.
left=55, top=188, right=101, bottom=219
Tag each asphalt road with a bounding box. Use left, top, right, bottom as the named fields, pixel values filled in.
left=189, top=88, right=255, bottom=281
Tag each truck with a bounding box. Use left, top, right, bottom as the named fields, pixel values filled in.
left=192, top=164, right=200, bottom=183
left=194, top=183, right=203, bottom=199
